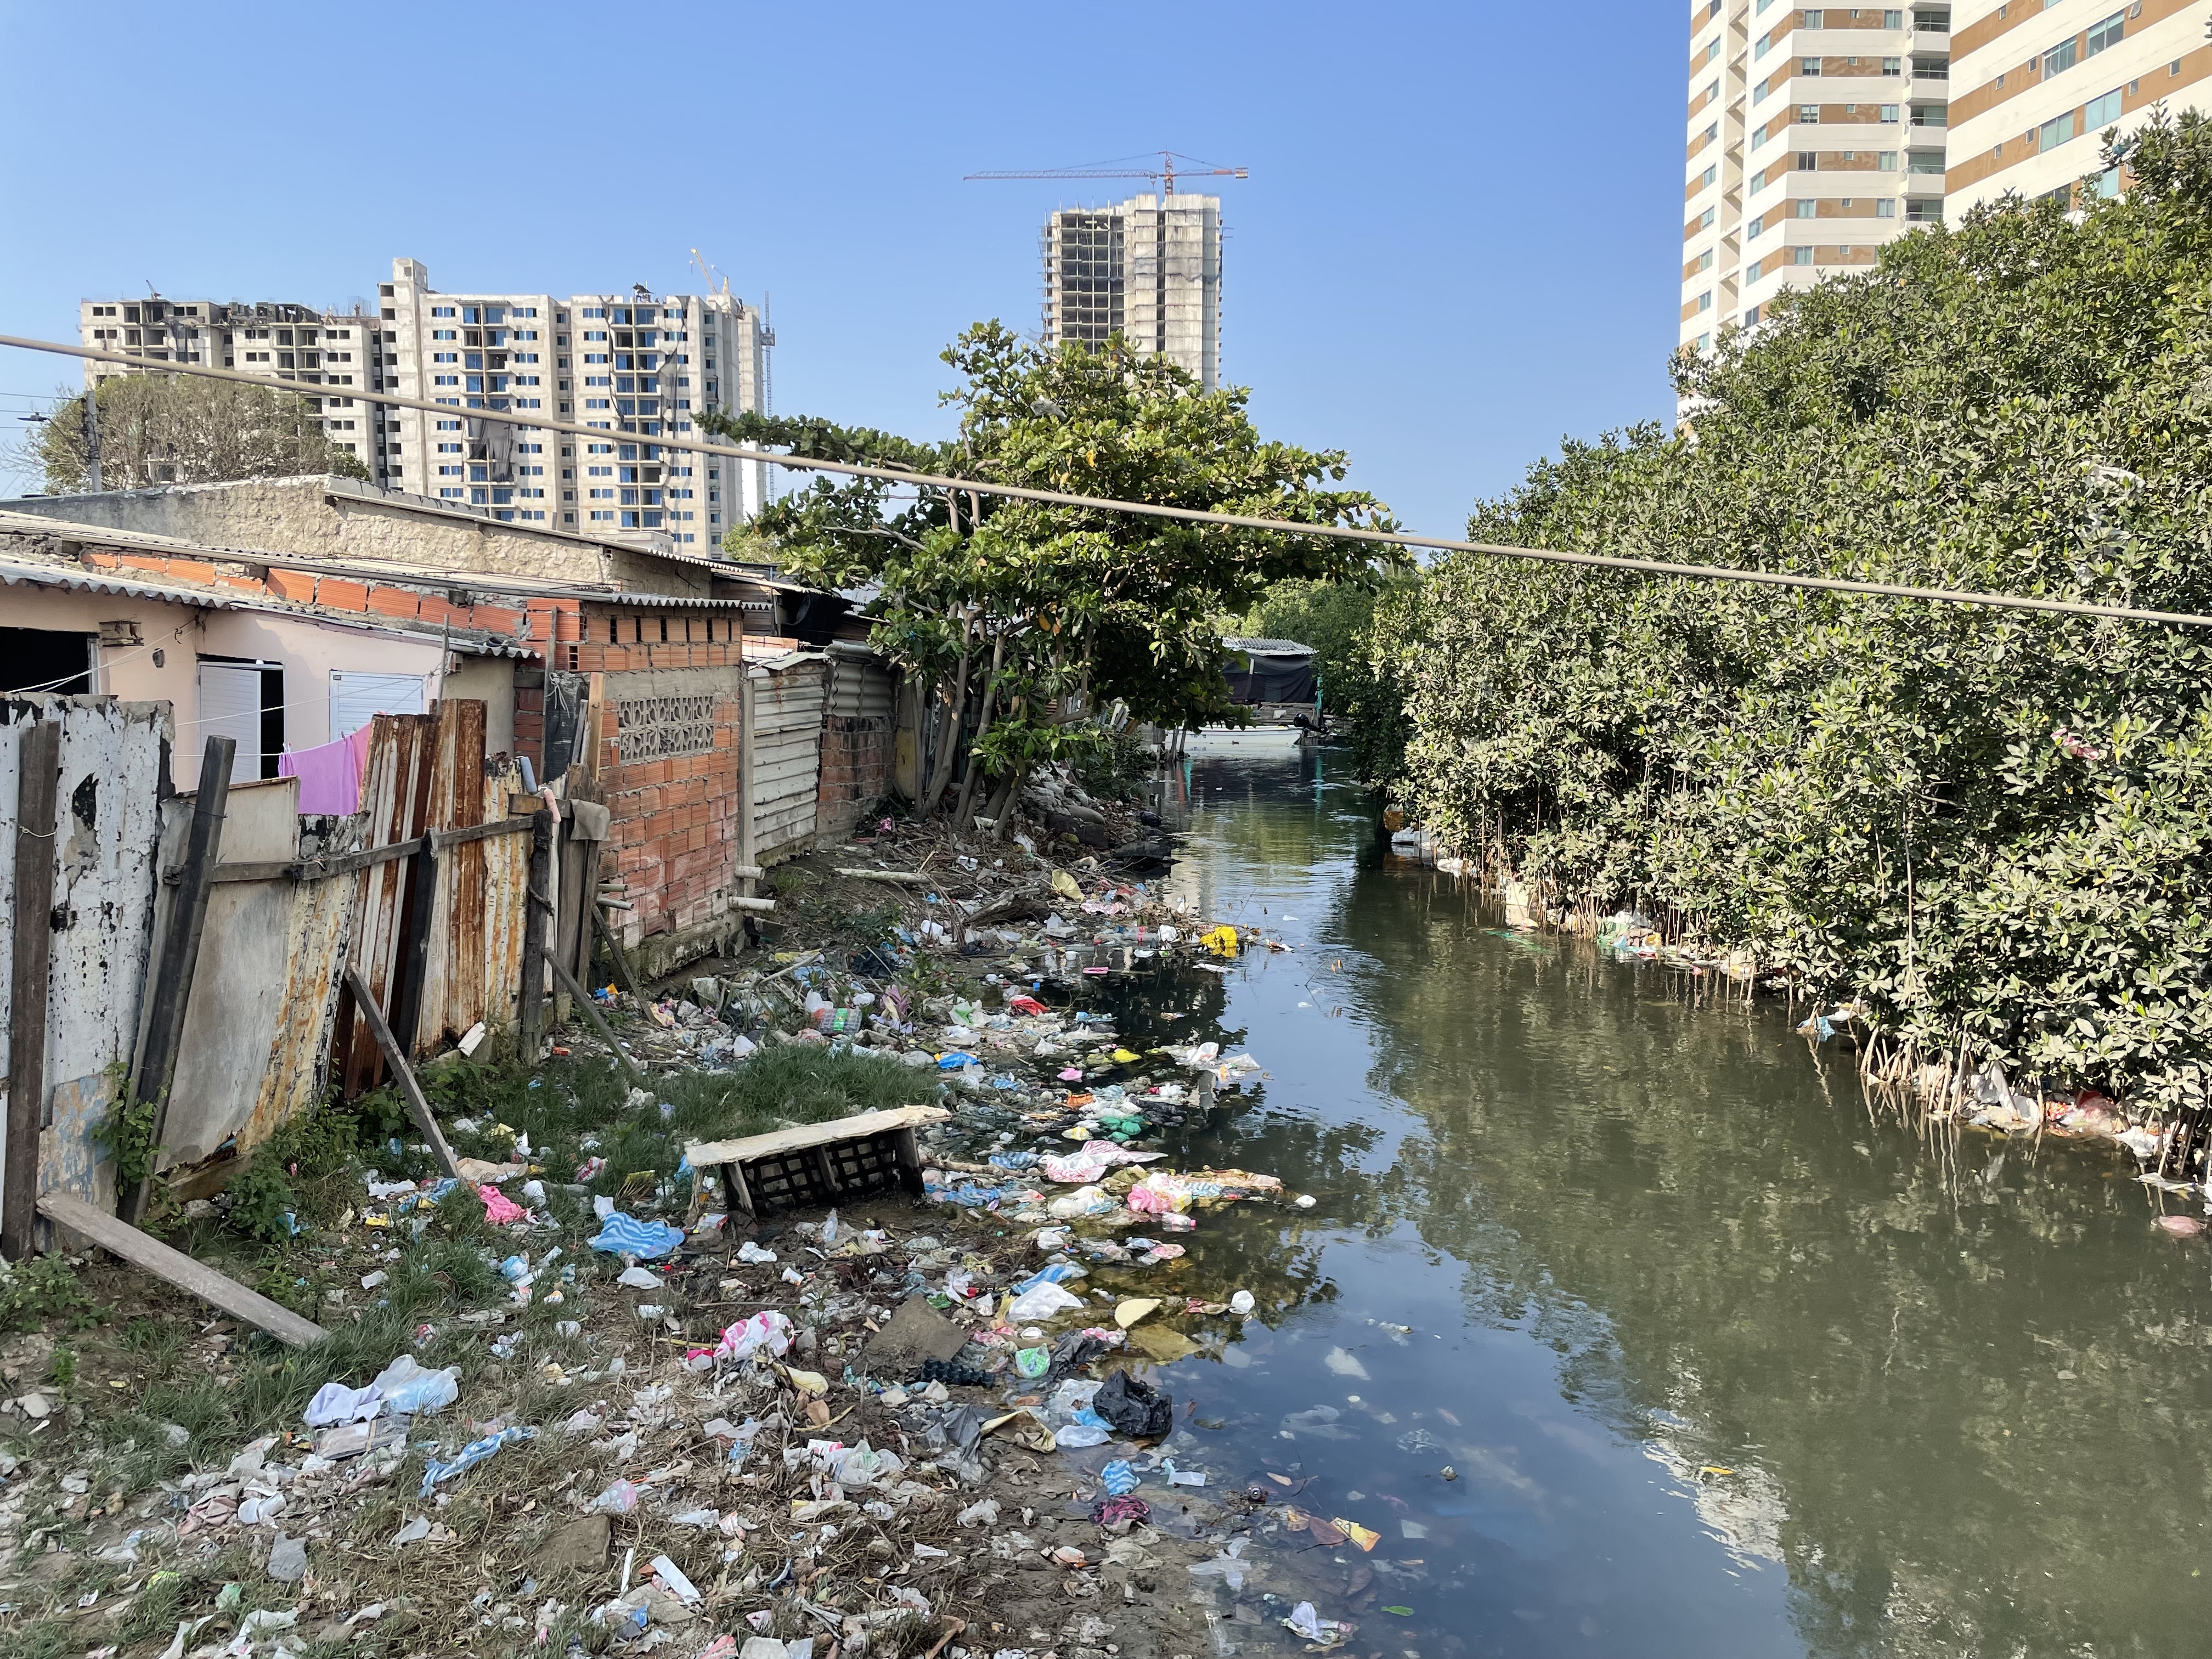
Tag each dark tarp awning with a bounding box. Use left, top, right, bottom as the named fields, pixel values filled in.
left=1222, top=636, right=1317, bottom=706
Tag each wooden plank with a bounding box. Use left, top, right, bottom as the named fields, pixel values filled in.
left=518, top=809, right=554, bottom=1063
left=685, top=1104, right=949, bottom=1170
left=341, top=967, right=461, bottom=1180
left=208, top=816, right=534, bottom=885
left=538, top=944, right=647, bottom=1087
left=124, top=735, right=233, bottom=1227
left=590, top=901, right=639, bottom=997
left=36, top=1191, right=328, bottom=1347
left=3, top=720, right=60, bottom=1261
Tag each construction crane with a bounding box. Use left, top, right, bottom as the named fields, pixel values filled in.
left=964, top=149, right=1248, bottom=195
left=689, top=249, right=731, bottom=297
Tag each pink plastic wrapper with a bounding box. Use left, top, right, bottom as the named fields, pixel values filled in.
left=479, top=1184, right=527, bottom=1224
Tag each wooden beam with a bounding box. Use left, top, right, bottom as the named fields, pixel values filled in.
left=590, top=901, right=639, bottom=997
left=36, top=1191, right=327, bottom=1347
left=3, top=720, right=60, bottom=1261
left=123, top=736, right=233, bottom=1227
left=517, top=808, right=554, bottom=1064
left=684, top=1104, right=949, bottom=1170
left=537, top=945, right=647, bottom=1087
left=342, top=967, right=461, bottom=1180
left=207, top=815, right=534, bottom=885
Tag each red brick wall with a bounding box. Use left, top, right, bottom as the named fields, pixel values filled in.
left=582, top=606, right=751, bottom=946
left=817, top=714, right=893, bottom=839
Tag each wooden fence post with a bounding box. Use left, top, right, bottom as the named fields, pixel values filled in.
left=122, top=735, right=234, bottom=1227
left=2, top=720, right=61, bottom=1260
left=390, top=837, right=438, bottom=1059
left=518, top=806, right=554, bottom=1064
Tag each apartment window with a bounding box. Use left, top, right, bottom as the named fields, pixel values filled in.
left=431, top=306, right=455, bottom=318
left=1696, top=332, right=1712, bottom=351
left=1803, top=8, right=1822, bottom=23
left=1748, top=256, right=1765, bottom=280
left=1883, top=57, right=1901, bottom=74
left=1881, top=104, right=1901, bottom=121
left=1756, top=35, right=1771, bottom=57
left=1800, top=104, right=1821, bottom=123
left=2086, top=11, right=2123, bottom=55
left=2091, top=166, right=2121, bottom=200
left=1701, top=163, right=1719, bottom=189
left=2174, top=61, right=2185, bottom=78
left=1706, top=122, right=1720, bottom=143
left=1802, top=57, right=1821, bottom=75
left=1697, top=249, right=1716, bottom=272
left=1706, top=78, right=1720, bottom=103
left=1697, top=291, right=1714, bottom=313
left=1878, top=151, right=1899, bottom=168
left=1886, top=8, right=1906, bottom=23
left=1700, top=206, right=1717, bottom=228
left=1798, top=150, right=1819, bottom=170
left=2043, top=37, right=2077, bottom=78
left=1756, top=76, right=1773, bottom=101
left=1749, top=213, right=1768, bottom=236
left=1705, top=38, right=1722, bottom=64
left=2085, top=88, right=2122, bottom=128
left=1745, top=304, right=1763, bottom=325
left=1795, top=247, right=1815, bottom=264
left=1796, top=198, right=1818, bottom=217
left=2039, top=110, right=2076, bottom=149
left=1877, top=198, right=1898, bottom=216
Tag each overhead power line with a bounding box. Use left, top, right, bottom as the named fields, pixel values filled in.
left=3, top=329, right=2208, bottom=629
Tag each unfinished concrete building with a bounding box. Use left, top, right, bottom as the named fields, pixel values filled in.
left=1042, top=194, right=1222, bottom=391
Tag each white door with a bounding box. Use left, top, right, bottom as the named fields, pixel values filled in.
left=329, top=670, right=428, bottom=741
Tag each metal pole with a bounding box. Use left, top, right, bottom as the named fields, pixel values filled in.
left=82, top=386, right=101, bottom=494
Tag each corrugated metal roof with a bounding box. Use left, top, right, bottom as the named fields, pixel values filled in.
left=1222, top=636, right=1316, bottom=657
left=0, top=551, right=535, bottom=658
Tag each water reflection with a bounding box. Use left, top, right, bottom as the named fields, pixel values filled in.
left=1097, top=747, right=2212, bottom=1658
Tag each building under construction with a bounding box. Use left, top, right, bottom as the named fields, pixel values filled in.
left=1042, top=194, right=1222, bottom=391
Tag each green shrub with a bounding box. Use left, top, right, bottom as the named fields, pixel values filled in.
left=1379, top=110, right=2212, bottom=1103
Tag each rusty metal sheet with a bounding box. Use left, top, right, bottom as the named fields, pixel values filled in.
left=340, top=712, right=434, bottom=1091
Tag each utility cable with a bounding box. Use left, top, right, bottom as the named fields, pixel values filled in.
left=3, top=330, right=2209, bottom=629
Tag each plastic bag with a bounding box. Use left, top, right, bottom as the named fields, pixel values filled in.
left=1046, top=1185, right=1116, bottom=1220
left=714, top=1311, right=795, bottom=1363
left=1008, top=1282, right=1086, bottom=1322
left=370, top=1355, right=459, bottom=1416
left=1093, top=1369, right=1172, bottom=1439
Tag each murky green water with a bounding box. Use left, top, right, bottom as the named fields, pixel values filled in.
left=1097, top=747, right=2212, bottom=1659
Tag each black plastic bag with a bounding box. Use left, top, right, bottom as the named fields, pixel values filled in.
left=1094, top=1368, right=1172, bottom=1439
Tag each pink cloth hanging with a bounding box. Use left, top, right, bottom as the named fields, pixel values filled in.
left=278, top=723, right=373, bottom=815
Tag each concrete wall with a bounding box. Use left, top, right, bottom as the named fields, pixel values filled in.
left=0, top=475, right=715, bottom=596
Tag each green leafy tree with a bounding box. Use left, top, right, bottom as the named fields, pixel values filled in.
left=1375, top=110, right=2212, bottom=1103
left=29, top=374, right=370, bottom=492
left=705, top=323, right=1393, bottom=823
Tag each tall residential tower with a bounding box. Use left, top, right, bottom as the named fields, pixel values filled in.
left=1042, top=194, right=1222, bottom=390
left=381, top=259, right=772, bottom=544
left=1946, top=1, right=2212, bottom=216
left=1680, top=3, right=1953, bottom=354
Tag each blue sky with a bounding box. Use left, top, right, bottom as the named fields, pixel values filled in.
left=0, top=1, right=1685, bottom=537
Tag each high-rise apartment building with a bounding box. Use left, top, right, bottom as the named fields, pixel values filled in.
left=1946, top=2, right=2211, bottom=216
left=1680, top=3, right=1953, bottom=353
left=380, top=259, right=773, bottom=544
left=78, top=297, right=389, bottom=482
left=1042, top=194, right=1222, bottom=391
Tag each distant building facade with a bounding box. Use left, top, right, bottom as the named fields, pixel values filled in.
left=1042, top=194, right=1222, bottom=390
left=78, top=297, right=387, bottom=481
left=378, top=259, right=772, bottom=545
left=1679, top=3, right=1954, bottom=355
left=1945, top=1, right=2212, bottom=217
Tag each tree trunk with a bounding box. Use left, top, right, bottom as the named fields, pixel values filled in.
left=951, top=631, right=1008, bottom=830
left=922, top=614, right=976, bottom=816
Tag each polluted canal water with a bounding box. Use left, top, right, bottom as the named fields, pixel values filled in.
left=1092, top=746, right=2212, bottom=1659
